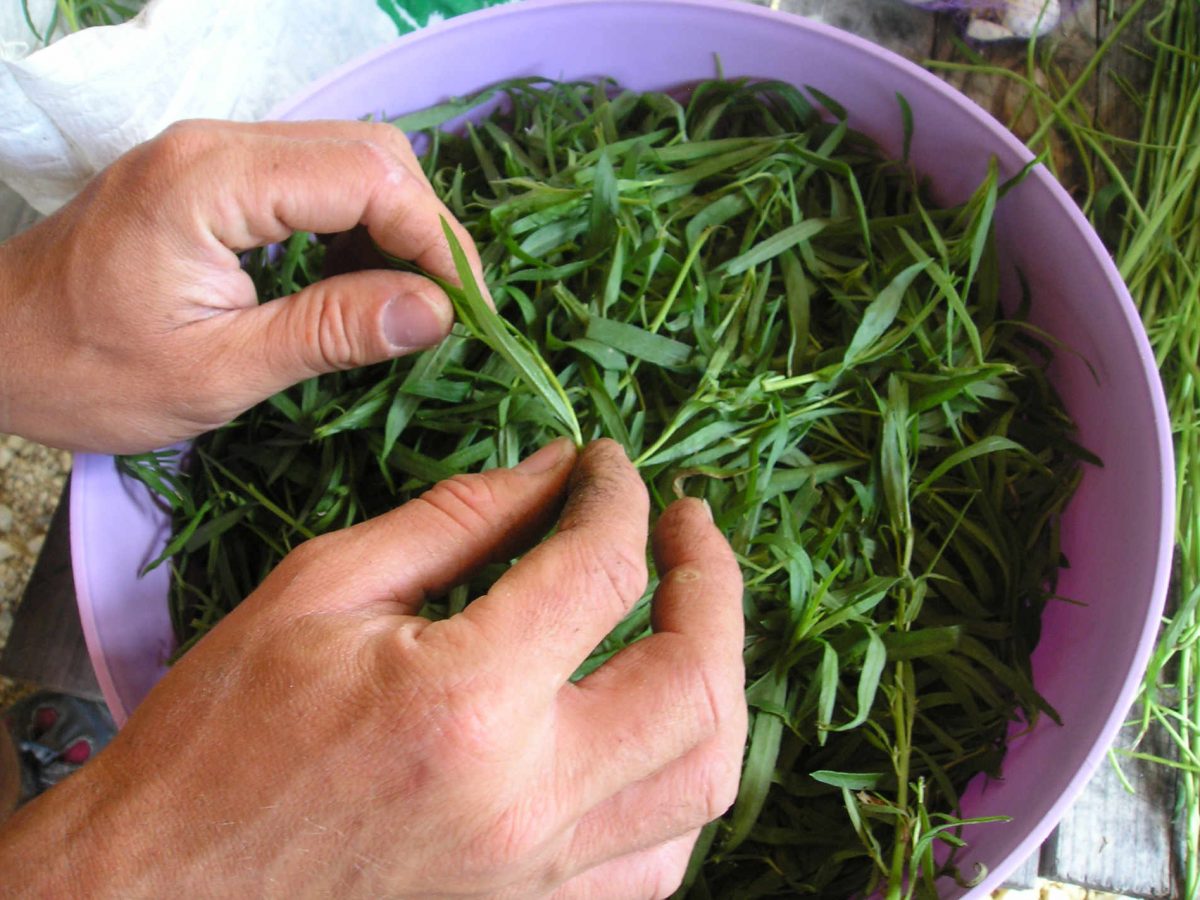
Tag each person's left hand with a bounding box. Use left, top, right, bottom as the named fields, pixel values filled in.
left=0, top=119, right=483, bottom=453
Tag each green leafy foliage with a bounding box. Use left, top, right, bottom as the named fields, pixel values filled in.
left=120, top=78, right=1090, bottom=897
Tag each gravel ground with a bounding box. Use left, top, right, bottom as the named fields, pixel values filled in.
left=0, top=435, right=71, bottom=708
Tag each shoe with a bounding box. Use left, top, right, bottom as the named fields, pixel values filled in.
left=2, top=691, right=115, bottom=807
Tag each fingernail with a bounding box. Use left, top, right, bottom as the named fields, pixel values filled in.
left=700, top=498, right=714, bottom=522
left=515, top=437, right=574, bottom=475
left=383, top=293, right=451, bottom=352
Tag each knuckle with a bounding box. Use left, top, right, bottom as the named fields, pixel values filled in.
left=349, top=136, right=406, bottom=184
left=255, top=532, right=343, bottom=605
left=568, top=532, right=649, bottom=614
left=298, top=287, right=360, bottom=371
left=537, top=845, right=577, bottom=894
left=469, top=808, right=543, bottom=878
left=392, top=642, right=509, bottom=756
left=407, top=681, right=513, bottom=779
left=703, top=747, right=742, bottom=821
left=103, top=120, right=223, bottom=213
left=686, top=687, right=747, bottom=823
left=276, top=531, right=337, bottom=575
left=363, top=120, right=414, bottom=154
left=149, top=119, right=220, bottom=167
left=672, top=646, right=733, bottom=741
left=440, top=685, right=505, bottom=755
left=642, top=842, right=690, bottom=900
left=414, top=472, right=502, bottom=539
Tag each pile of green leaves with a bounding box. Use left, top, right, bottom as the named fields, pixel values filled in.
left=122, top=78, right=1091, bottom=897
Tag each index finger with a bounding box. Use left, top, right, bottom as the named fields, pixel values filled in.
left=231, top=119, right=484, bottom=288
left=152, top=119, right=484, bottom=292
left=459, top=439, right=650, bottom=692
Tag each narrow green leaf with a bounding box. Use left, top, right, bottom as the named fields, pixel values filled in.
left=721, top=218, right=831, bottom=276
left=811, top=770, right=887, bottom=790
left=585, top=317, right=692, bottom=368
left=843, top=260, right=929, bottom=365
left=816, top=640, right=839, bottom=747
left=438, top=218, right=582, bottom=445
left=914, top=435, right=1031, bottom=496
left=831, top=628, right=888, bottom=733
left=723, top=668, right=787, bottom=853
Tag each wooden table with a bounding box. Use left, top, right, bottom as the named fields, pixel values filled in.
left=0, top=1, right=1182, bottom=896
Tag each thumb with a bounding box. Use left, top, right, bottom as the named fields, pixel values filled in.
left=224, top=268, right=454, bottom=395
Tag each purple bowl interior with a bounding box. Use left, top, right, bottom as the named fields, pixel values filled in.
left=70, top=0, right=1174, bottom=895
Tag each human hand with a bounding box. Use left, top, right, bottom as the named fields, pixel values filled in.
left=0, top=440, right=746, bottom=898
left=0, top=119, right=482, bottom=453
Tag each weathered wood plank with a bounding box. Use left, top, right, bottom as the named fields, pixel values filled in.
left=0, top=479, right=101, bottom=701
left=1093, top=0, right=1156, bottom=144
left=1001, top=848, right=1042, bottom=890
left=1042, top=722, right=1179, bottom=898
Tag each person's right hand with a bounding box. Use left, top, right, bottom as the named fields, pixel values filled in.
left=0, top=439, right=747, bottom=899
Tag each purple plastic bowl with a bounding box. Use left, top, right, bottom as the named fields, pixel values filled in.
left=70, top=0, right=1174, bottom=894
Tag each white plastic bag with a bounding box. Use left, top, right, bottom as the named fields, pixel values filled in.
left=0, top=0, right=512, bottom=240
left=0, top=0, right=405, bottom=220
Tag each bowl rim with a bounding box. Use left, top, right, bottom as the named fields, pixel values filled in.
left=71, top=453, right=131, bottom=722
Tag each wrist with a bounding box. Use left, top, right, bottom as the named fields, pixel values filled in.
left=0, top=747, right=188, bottom=896
left=0, top=760, right=104, bottom=893
left=0, top=231, right=43, bottom=443
left=0, top=223, right=90, bottom=450
left=0, top=237, right=18, bottom=438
